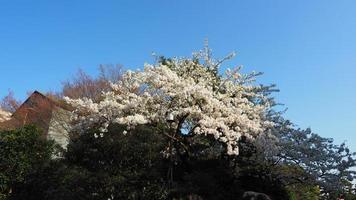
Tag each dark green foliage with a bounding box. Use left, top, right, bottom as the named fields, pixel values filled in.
left=8, top=125, right=168, bottom=200
left=6, top=124, right=290, bottom=200
left=0, top=126, right=56, bottom=199
left=168, top=135, right=290, bottom=200
left=3, top=123, right=356, bottom=200
left=286, top=183, right=320, bottom=200
left=64, top=125, right=168, bottom=199
left=9, top=161, right=83, bottom=200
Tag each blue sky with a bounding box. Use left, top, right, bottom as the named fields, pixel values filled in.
left=0, top=1, right=355, bottom=149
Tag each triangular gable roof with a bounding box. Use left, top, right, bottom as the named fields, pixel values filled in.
left=0, top=91, right=71, bottom=134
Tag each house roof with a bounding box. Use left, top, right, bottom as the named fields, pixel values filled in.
left=0, top=91, right=71, bottom=134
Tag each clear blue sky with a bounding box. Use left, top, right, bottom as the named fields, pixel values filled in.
left=1, top=1, right=355, bottom=149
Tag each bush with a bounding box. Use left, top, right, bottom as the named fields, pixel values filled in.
left=0, top=126, right=57, bottom=199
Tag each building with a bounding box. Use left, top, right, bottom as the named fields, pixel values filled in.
left=0, top=91, right=72, bottom=149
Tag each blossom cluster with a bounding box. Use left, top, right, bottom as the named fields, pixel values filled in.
left=0, top=109, right=11, bottom=122
left=65, top=55, right=273, bottom=155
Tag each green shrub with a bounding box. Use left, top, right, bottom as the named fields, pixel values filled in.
left=0, top=125, right=56, bottom=199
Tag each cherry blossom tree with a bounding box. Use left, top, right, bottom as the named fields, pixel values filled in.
left=277, top=125, right=356, bottom=196
left=65, top=46, right=274, bottom=156
left=252, top=114, right=356, bottom=198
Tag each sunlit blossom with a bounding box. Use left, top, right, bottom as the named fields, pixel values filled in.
left=66, top=50, right=274, bottom=155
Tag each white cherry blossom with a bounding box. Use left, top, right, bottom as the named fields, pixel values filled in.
left=65, top=50, right=274, bottom=155
left=0, top=109, right=11, bottom=122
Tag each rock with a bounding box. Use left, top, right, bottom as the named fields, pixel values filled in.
left=242, top=191, right=272, bottom=200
